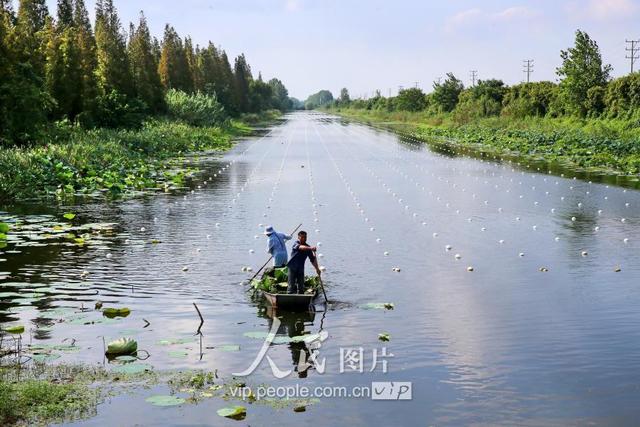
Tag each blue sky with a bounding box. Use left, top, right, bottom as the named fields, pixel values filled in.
left=36, top=0, right=640, bottom=99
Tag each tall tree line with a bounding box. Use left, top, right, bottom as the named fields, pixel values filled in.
left=0, top=0, right=291, bottom=145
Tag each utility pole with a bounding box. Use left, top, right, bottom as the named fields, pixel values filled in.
left=523, top=59, right=534, bottom=83
left=626, top=39, right=640, bottom=73
left=388, top=88, right=391, bottom=98
left=470, top=70, right=478, bottom=86
left=398, top=85, right=404, bottom=93
left=414, top=81, right=419, bottom=88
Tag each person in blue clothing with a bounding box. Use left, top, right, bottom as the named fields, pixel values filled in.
left=287, top=230, right=321, bottom=294
left=265, top=226, right=292, bottom=268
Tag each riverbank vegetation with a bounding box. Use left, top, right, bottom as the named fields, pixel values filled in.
left=322, top=30, right=640, bottom=174
left=0, top=0, right=293, bottom=202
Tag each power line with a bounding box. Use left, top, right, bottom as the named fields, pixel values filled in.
left=626, top=39, right=640, bottom=73
left=523, top=59, right=534, bottom=83
left=470, top=70, right=478, bottom=86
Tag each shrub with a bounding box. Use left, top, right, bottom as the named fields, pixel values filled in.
left=83, top=90, right=148, bottom=129
left=165, top=89, right=227, bottom=127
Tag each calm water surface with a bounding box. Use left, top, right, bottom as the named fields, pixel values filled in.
left=1, top=112, right=640, bottom=426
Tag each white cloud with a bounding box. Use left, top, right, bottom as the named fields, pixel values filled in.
left=285, top=0, right=300, bottom=12
left=445, top=6, right=539, bottom=33
left=567, top=0, right=638, bottom=21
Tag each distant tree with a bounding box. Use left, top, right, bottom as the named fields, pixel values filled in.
left=556, top=30, right=612, bottom=116
left=289, top=97, right=304, bottom=110
left=128, top=12, right=164, bottom=112
left=339, top=87, right=350, bottom=104
left=395, top=87, right=426, bottom=111
left=304, top=90, right=333, bottom=109
left=432, top=73, right=464, bottom=112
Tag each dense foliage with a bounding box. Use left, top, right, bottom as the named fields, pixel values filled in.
left=0, top=0, right=293, bottom=146
left=165, top=89, right=226, bottom=127
left=0, top=119, right=251, bottom=201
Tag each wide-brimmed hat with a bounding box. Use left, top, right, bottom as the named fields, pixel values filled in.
left=264, top=226, right=275, bottom=235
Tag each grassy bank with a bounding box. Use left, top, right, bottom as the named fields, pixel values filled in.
left=327, top=108, right=640, bottom=175
left=0, top=111, right=280, bottom=203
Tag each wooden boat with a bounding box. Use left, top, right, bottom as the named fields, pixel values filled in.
left=262, top=289, right=317, bottom=311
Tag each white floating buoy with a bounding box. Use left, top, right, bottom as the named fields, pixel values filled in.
left=445, top=245, right=452, bottom=251
left=182, top=266, right=189, bottom=272
left=571, top=217, right=576, bottom=222
left=519, top=252, right=525, bottom=257
left=206, top=234, right=211, bottom=239
left=623, top=238, right=629, bottom=243
left=249, top=249, right=254, bottom=254
left=499, top=239, right=505, bottom=244
left=432, top=233, right=438, bottom=238
left=319, top=266, right=326, bottom=272
left=454, top=254, right=461, bottom=260
left=106, top=253, right=112, bottom=259
left=581, top=251, right=588, bottom=257
left=467, top=266, right=474, bottom=272
left=384, top=251, right=390, bottom=256
left=140, top=227, right=146, bottom=232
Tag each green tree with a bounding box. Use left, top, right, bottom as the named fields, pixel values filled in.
left=128, top=12, right=164, bottom=112
left=604, top=73, right=640, bottom=118
left=56, top=0, right=73, bottom=28
left=432, top=73, right=464, bottom=112
left=395, top=87, right=426, bottom=111
left=95, top=0, right=131, bottom=96
left=14, top=0, right=49, bottom=77
left=233, top=53, right=252, bottom=113
left=248, top=73, right=273, bottom=112
left=184, top=36, right=199, bottom=92
left=455, top=79, right=506, bottom=118
left=74, top=0, right=98, bottom=116
left=158, top=25, right=190, bottom=91
left=268, top=78, right=291, bottom=111
left=501, top=81, right=558, bottom=118
left=556, top=30, right=612, bottom=116
left=0, top=1, right=52, bottom=144
left=217, top=50, right=237, bottom=113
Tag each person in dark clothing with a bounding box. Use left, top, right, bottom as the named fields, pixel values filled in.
left=287, top=231, right=321, bottom=294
